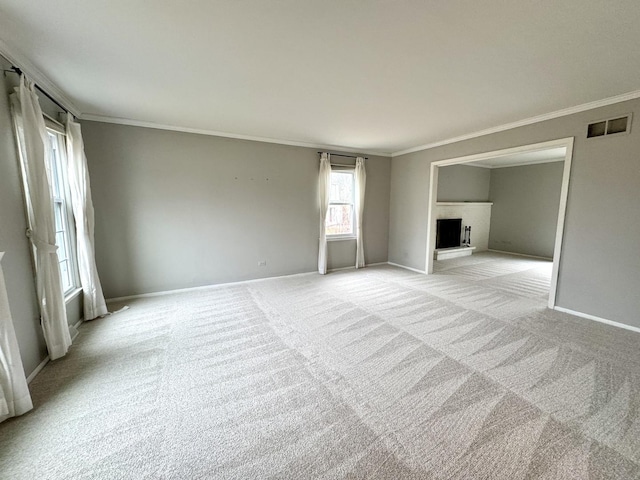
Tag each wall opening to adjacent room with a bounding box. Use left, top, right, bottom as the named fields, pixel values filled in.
left=425, top=138, right=574, bottom=308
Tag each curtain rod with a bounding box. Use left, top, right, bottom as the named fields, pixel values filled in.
left=4, top=67, right=69, bottom=114
left=317, top=152, right=368, bottom=160
left=330, top=163, right=356, bottom=168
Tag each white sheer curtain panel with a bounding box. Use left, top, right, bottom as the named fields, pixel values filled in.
left=0, top=252, right=33, bottom=424
left=318, top=153, right=331, bottom=274
left=10, top=75, right=71, bottom=360
left=65, top=114, right=108, bottom=320
left=355, top=157, right=366, bottom=268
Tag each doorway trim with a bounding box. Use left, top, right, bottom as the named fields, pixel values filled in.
left=425, top=137, right=575, bottom=308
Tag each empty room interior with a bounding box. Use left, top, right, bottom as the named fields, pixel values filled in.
left=1, top=2, right=639, bottom=479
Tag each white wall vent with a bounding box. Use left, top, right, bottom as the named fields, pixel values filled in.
left=587, top=113, right=632, bottom=138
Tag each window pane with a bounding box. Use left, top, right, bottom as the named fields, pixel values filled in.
left=46, top=129, right=76, bottom=293
left=54, top=201, right=64, bottom=232
left=329, top=172, right=354, bottom=203
left=326, top=204, right=353, bottom=235
left=56, top=232, right=67, bottom=260
left=48, top=133, right=62, bottom=197
left=59, top=260, right=72, bottom=293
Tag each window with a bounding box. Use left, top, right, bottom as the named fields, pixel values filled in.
left=326, top=170, right=355, bottom=238
left=45, top=128, right=77, bottom=295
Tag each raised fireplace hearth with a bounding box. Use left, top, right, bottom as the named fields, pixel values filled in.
left=434, top=245, right=476, bottom=260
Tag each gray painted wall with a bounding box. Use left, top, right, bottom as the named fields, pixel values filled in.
left=0, top=57, right=46, bottom=376
left=488, top=162, right=564, bottom=258
left=389, top=97, right=640, bottom=328
left=437, top=164, right=490, bottom=202
left=0, top=56, right=83, bottom=376
left=81, top=121, right=391, bottom=298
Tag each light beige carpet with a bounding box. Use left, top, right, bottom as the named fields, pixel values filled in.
left=1, top=253, right=639, bottom=479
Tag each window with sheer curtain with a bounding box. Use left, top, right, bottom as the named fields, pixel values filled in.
left=46, top=128, right=77, bottom=295
left=11, top=74, right=72, bottom=360
left=326, top=170, right=356, bottom=239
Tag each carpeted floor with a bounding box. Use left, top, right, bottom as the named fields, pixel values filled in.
left=1, top=252, right=639, bottom=479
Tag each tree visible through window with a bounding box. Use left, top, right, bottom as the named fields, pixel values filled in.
left=326, top=170, right=355, bottom=236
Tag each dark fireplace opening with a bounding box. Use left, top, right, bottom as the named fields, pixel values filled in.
left=436, top=218, right=462, bottom=249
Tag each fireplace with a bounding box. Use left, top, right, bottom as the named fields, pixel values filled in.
left=436, top=218, right=462, bottom=249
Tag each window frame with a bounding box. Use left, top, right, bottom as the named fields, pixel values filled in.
left=44, top=121, right=80, bottom=298
left=326, top=167, right=357, bottom=241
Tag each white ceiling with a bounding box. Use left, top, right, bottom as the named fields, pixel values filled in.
left=466, top=147, right=567, bottom=168
left=1, top=1, right=640, bottom=156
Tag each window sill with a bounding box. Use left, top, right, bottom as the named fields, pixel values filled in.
left=64, top=287, right=82, bottom=304
left=327, top=236, right=356, bottom=242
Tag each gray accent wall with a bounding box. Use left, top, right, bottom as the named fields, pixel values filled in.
left=437, top=164, right=491, bottom=202
left=81, top=121, right=391, bottom=298
left=389, top=98, right=640, bottom=328
left=488, top=162, right=564, bottom=258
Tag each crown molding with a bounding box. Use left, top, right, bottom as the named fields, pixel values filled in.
left=0, top=37, right=81, bottom=117
left=3, top=31, right=637, bottom=158
left=80, top=114, right=393, bottom=157
left=392, top=89, right=640, bottom=157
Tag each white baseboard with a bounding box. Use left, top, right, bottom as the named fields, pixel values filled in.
left=328, top=265, right=355, bottom=272
left=107, top=270, right=322, bottom=303
left=27, top=318, right=84, bottom=384
left=27, top=356, right=50, bottom=384
left=328, top=262, right=388, bottom=273
left=487, top=249, right=552, bottom=261
left=387, top=262, right=426, bottom=274
left=70, top=318, right=83, bottom=341
left=108, top=263, right=392, bottom=303
left=554, top=306, right=640, bottom=334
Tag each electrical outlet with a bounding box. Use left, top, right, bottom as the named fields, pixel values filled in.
left=258, top=260, right=267, bottom=267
